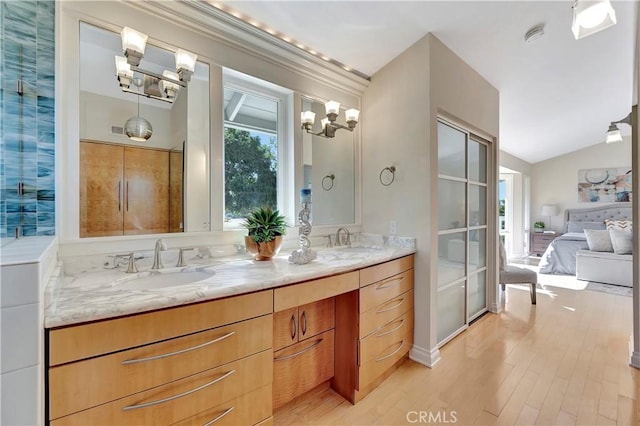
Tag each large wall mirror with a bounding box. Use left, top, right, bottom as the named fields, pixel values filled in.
left=302, top=97, right=356, bottom=225
left=78, top=22, right=210, bottom=237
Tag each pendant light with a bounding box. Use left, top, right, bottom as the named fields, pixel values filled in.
left=124, top=78, right=153, bottom=142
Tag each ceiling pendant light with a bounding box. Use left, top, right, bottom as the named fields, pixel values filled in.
left=125, top=79, right=153, bottom=142
left=571, top=0, right=617, bottom=40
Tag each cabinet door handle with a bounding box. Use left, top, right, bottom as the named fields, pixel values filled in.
left=122, top=370, right=235, bottom=411
left=376, top=275, right=404, bottom=290
left=121, top=331, right=235, bottom=365
left=376, top=297, right=405, bottom=314
left=203, top=407, right=234, bottom=426
left=290, top=314, right=297, bottom=340
left=301, top=310, right=307, bottom=336
left=125, top=181, right=129, bottom=211
left=375, top=341, right=404, bottom=362
left=376, top=318, right=405, bottom=337
left=118, top=181, right=122, bottom=212
left=274, top=338, right=323, bottom=362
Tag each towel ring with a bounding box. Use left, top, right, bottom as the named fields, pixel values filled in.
left=379, top=166, right=396, bottom=186
left=322, top=173, right=335, bottom=191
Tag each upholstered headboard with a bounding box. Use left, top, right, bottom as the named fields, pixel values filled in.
left=564, top=203, right=632, bottom=232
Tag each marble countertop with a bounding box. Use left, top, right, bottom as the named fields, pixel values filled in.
left=45, top=235, right=415, bottom=328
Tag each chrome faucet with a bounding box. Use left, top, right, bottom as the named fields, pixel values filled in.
left=115, top=252, right=139, bottom=273
left=176, top=247, right=194, bottom=267
left=151, top=238, right=168, bottom=270
left=335, top=227, right=351, bottom=247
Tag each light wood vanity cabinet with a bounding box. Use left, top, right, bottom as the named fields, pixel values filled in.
left=47, top=290, right=274, bottom=426
left=334, top=255, right=415, bottom=403
left=272, top=272, right=358, bottom=408
left=47, top=254, right=415, bottom=424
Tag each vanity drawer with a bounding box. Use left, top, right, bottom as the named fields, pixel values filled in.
left=49, top=290, right=273, bottom=366
left=359, top=269, right=414, bottom=313
left=360, top=289, right=413, bottom=339
left=359, top=255, right=414, bottom=288
left=358, top=310, right=413, bottom=389
left=274, top=271, right=358, bottom=311
left=273, top=329, right=335, bottom=409
left=49, top=315, right=272, bottom=420
left=170, top=385, right=272, bottom=426
left=51, top=350, right=273, bottom=425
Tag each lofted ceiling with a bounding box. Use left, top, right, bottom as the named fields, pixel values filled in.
left=215, top=0, right=637, bottom=164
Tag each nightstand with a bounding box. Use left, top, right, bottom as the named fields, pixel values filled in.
left=530, top=232, right=562, bottom=256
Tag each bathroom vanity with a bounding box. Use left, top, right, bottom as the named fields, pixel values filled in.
left=45, top=244, right=414, bottom=425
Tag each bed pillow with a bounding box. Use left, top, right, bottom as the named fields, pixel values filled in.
left=566, top=221, right=606, bottom=233
left=584, top=229, right=614, bottom=252
left=609, top=228, right=633, bottom=255
left=605, top=219, right=632, bottom=231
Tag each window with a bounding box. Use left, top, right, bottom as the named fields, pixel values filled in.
left=223, top=71, right=291, bottom=228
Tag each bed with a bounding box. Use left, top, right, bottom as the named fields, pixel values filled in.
left=538, top=203, right=632, bottom=275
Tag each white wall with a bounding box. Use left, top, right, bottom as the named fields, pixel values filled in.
left=80, top=91, right=175, bottom=149
left=531, top=136, right=631, bottom=232
left=362, top=33, right=499, bottom=367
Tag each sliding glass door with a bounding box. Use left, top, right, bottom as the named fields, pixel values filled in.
left=437, top=119, right=489, bottom=345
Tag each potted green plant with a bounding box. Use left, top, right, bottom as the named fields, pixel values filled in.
left=243, top=207, right=287, bottom=260
left=534, top=221, right=545, bottom=233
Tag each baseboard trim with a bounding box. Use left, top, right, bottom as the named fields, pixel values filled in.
left=489, top=302, right=501, bottom=313
left=630, top=349, right=640, bottom=369
left=410, top=344, right=440, bottom=368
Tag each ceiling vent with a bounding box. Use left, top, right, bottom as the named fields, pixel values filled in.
left=524, top=25, right=545, bottom=43
left=110, top=125, right=124, bottom=136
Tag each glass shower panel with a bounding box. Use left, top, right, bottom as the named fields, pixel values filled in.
left=469, top=185, right=487, bottom=226
left=469, top=228, right=486, bottom=272
left=468, top=140, right=487, bottom=183
left=437, top=281, right=466, bottom=342
left=438, top=232, right=466, bottom=286
left=438, top=179, right=466, bottom=230
left=437, top=122, right=466, bottom=178
left=468, top=270, right=486, bottom=319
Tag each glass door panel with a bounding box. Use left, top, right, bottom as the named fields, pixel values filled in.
left=437, top=122, right=466, bottom=178
left=437, top=281, right=467, bottom=343
left=468, top=140, right=487, bottom=183
left=438, top=233, right=466, bottom=286
left=468, top=271, right=486, bottom=319
left=469, top=228, right=486, bottom=272
left=469, top=185, right=487, bottom=226
left=438, top=179, right=466, bottom=230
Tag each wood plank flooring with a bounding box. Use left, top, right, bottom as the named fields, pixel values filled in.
left=274, top=284, right=639, bottom=425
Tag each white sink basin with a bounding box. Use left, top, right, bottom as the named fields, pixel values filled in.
left=117, top=270, right=215, bottom=290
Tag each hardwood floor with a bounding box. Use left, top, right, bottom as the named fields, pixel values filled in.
left=274, top=284, right=639, bottom=425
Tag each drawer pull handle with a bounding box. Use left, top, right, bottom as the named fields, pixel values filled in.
left=376, top=318, right=405, bottom=337
left=290, top=314, right=297, bottom=340
left=376, top=297, right=405, bottom=314
left=376, top=275, right=404, bottom=290
left=121, top=331, right=236, bottom=365
left=301, top=310, right=307, bottom=336
left=274, top=338, right=323, bottom=362
left=203, top=407, right=235, bottom=426
left=375, top=341, right=404, bottom=362
left=122, top=370, right=236, bottom=411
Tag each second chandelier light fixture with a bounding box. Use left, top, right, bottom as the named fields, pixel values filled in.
left=301, top=101, right=360, bottom=138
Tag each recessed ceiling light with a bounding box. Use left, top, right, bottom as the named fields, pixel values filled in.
left=524, top=24, right=545, bottom=43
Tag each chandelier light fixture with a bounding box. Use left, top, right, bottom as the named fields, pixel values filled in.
left=124, top=78, right=153, bottom=142
left=301, top=101, right=360, bottom=138
left=571, top=0, right=617, bottom=39
left=115, top=27, right=198, bottom=102
left=606, top=111, right=632, bottom=144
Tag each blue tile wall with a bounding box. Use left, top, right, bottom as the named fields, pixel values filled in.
left=0, top=0, right=55, bottom=237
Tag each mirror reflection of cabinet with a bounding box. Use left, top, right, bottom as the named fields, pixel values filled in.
left=80, top=141, right=177, bottom=237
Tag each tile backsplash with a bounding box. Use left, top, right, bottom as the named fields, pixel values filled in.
left=0, top=0, right=55, bottom=238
